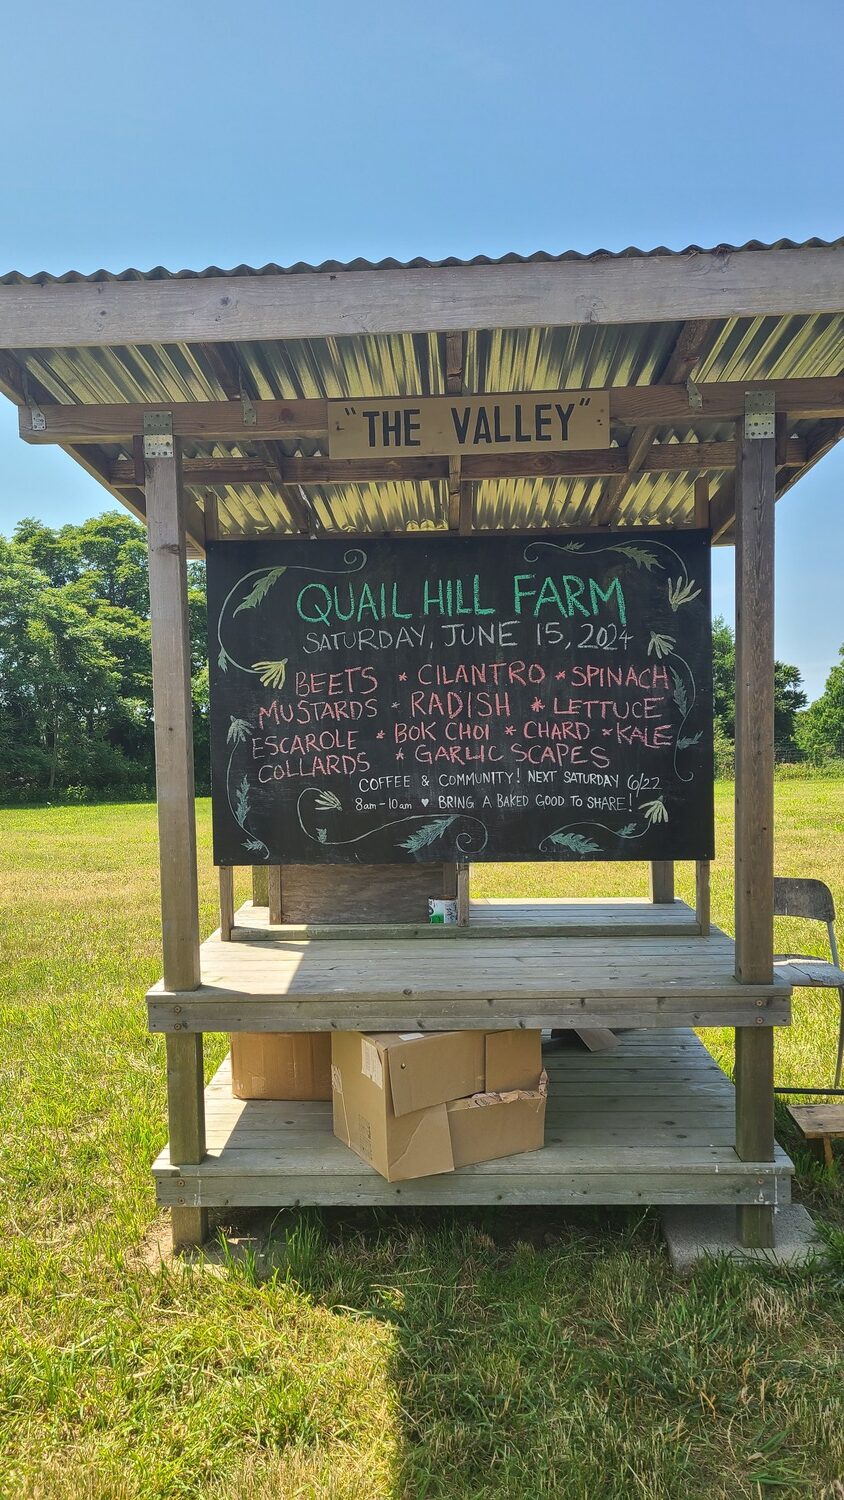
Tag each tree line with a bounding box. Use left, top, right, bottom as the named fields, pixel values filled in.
left=1, top=511, right=842, bottom=802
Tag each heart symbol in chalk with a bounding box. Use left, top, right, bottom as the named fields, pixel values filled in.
left=421, top=798, right=429, bottom=807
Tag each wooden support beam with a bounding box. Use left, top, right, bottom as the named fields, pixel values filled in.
left=3, top=245, right=843, bottom=347
left=456, top=865, right=470, bottom=926
left=693, top=476, right=710, bottom=528
left=734, top=423, right=776, bottom=1250
left=649, top=861, right=675, bottom=903
left=593, top=319, right=715, bottom=524
left=695, top=859, right=711, bottom=935
left=444, top=332, right=473, bottom=533
left=108, top=440, right=807, bottom=491
left=219, top=866, right=234, bottom=941
left=146, top=439, right=207, bottom=1251
left=268, top=866, right=283, bottom=925
left=18, top=380, right=844, bottom=446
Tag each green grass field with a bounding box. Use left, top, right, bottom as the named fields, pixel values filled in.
left=1, top=783, right=843, bottom=1499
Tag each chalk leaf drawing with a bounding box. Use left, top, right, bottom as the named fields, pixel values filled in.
left=226, top=716, right=252, bottom=746
left=610, top=544, right=662, bottom=572
left=641, top=797, right=668, bottom=825
left=399, top=817, right=458, bottom=853
left=234, top=567, right=286, bottom=614
left=667, top=576, right=701, bottom=611
left=647, top=630, right=675, bottom=660
left=251, top=658, right=288, bottom=690
left=670, top=666, right=689, bottom=717
left=545, top=831, right=602, bottom=855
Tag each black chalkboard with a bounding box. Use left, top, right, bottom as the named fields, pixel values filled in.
left=207, top=532, right=714, bottom=865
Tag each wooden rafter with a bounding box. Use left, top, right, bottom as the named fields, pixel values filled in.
left=593, top=319, right=716, bottom=524
left=107, top=439, right=806, bottom=491
left=199, top=342, right=311, bottom=534
left=0, top=351, right=206, bottom=552
left=444, top=332, right=472, bottom=533
left=2, top=246, right=843, bottom=347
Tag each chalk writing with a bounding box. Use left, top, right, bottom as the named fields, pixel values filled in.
left=207, top=532, right=714, bottom=864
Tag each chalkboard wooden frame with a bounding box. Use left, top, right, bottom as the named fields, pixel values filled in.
left=207, top=531, right=714, bottom=866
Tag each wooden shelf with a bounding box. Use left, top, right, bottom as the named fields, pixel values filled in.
left=229, top=896, right=704, bottom=943
left=153, top=1029, right=793, bottom=1210
left=147, top=900, right=791, bottom=1034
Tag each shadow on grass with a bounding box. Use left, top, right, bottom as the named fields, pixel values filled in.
left=199, top=1201, right=844, bottom=1499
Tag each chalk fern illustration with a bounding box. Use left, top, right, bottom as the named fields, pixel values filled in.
left=234, top=775, right=251, bottom=826
left=545, top=831, right=601, bottom=854
left=234, top=567, right=286, bottom=614
left=609, top=543, right=663, bottom=572
left=677, top=732, right=702, bottom=749
left=399, top=816, right=457, bottom=853
left=670, top=666, right=688, bottom=717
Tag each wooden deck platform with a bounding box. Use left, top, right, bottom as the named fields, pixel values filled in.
left=147, top=899, right=791, bottom=1034
left=153, top=1029, right=793, bottom=1209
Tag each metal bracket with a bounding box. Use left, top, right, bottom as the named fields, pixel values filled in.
left=686, top=376, right=703, bottom=412
left=744, top=391, right=775, bottom=440
left=21, top=370, right=46, bottom=432
left=240, top=378, right=256, bottom=427
left=143, top=411, right=174, bottom=459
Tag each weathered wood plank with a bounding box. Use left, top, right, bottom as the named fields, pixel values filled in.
left=649, top=863, right=675, bottom=904
left=146, top=442, right=206, bottom=1250
left=734, top=423, right=777, bottom=1250
left=267, top=866, right=283, bottom=925
left=218, top=867, right=234, bottom=942
left=696, top=860, right=711, bottom=935
left=5, top=246, right=843, bottom=347
left=17, top=382, right=844, bottom=445
left=152, top=1030, right=792, bottom=1210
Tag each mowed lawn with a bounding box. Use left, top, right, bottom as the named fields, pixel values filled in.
left=0, top=783, right=843, bottom=1499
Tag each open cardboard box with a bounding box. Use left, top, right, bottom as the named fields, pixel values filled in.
left=331, top=1029, right=547, bottom=1181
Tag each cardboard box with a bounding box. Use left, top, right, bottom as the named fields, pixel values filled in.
left=331, top=1030, right=546, bottom=1181
left=447, top=1082, right=547, bottom=1168
left=231, top=1032, right=331, bottom=1100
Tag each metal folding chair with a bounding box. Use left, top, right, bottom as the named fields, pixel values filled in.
left=773, top=877, right=844, bottom=1088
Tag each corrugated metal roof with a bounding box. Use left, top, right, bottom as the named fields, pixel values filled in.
left=3, top=235, right=844, bottom=284
left=3, top=239, right=843, bottom=534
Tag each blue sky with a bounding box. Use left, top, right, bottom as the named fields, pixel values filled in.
left=1, top=0, right=842, bottom=697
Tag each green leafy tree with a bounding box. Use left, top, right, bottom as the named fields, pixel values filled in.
left=0, top=511, right=209, bottom=799
left=795, top=645, right=844, bottom=762
left=711, top=615, right=806, bottom=753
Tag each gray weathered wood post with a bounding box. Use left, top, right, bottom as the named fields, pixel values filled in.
left=734, top=413, right=776, bottom=1249
left=146, top=436, right=207, bottom=1251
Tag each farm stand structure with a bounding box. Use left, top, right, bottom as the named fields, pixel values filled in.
left=4, top=238, right=844, bottom=1250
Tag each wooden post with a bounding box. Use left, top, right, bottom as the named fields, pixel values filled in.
left=695, top=859, right=711, bottom=935
left=252, top=866, right=268, bottom=907
left=734, top=421, right=776, bottom=1249
left=268, top=866, right=283, bottom=925
left=649, top=861, right=674, bottom=903
left=146, top=440, right=207, bottom=1252
left=456, top=864, right=470, bottom=927
left=219, top=866, right=234, bottom=941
